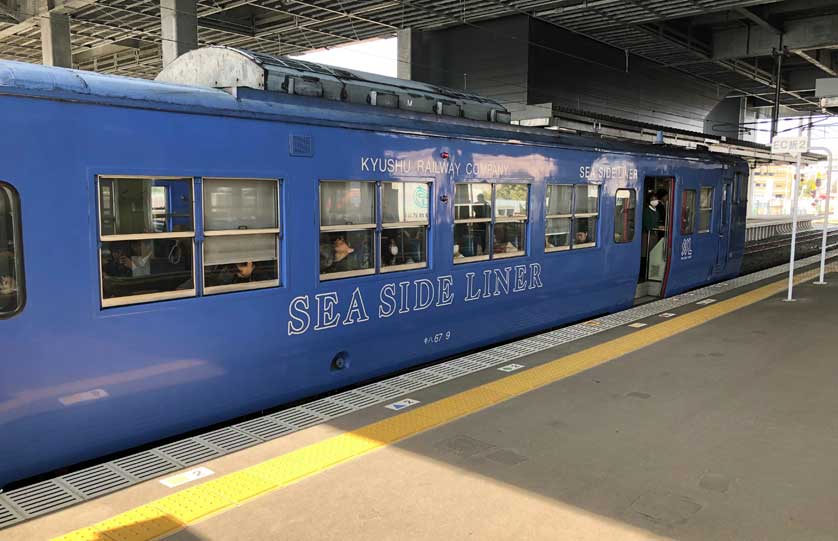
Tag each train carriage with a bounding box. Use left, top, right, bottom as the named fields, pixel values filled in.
left=0, top=47, right=747, bottom=489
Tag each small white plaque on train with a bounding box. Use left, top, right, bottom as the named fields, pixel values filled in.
left=385, top=398, right=420, bottom=411
left=696, top=299, right=717, bottom=305
left=498, top=363, right=525, bottom=372
left=628, top=322, right=648, bottom=328
left=160, top=467, right=214, bottom=488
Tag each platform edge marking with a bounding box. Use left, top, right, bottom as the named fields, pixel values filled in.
left=50, top=268, right=828, bottom=541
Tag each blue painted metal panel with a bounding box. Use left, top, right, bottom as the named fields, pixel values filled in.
left=0, top=61, right=746, bottom=488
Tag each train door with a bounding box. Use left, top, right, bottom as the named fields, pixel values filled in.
left=637, top=177, right=674, bottom=300
left=716, top=179, right=733, bottom=272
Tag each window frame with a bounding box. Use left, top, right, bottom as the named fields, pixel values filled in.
left=698, top=186, right=714, bottom=234
left=319, top=179, right=431, bottom=281
left=0, top=181, right=25, bottom=319
left=545, top=182, right=600, bottom=252
left=544, top=183, right=573, bottom=253
left=613, top=188, right=636, bottom=244
left=697, top=186, right=714, bottom=234
left=380, top=181, right=432, bottom=274
left=318, top=180, right=378, bottom=281
left=453, top=181, right=529, bottom=264
left=97, top=175, right=197, bottom=308
left=202, top=177, right=282, bottom=295
left=680, top=188, right=697, bottom=236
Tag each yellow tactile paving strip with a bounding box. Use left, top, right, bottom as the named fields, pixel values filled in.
left=52, top=268, right=827, bottom=541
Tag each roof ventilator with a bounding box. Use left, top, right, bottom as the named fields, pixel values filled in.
left=156, top=46, right=511, bottom=124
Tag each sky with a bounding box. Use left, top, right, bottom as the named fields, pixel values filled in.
left=290, top=37, right=397, bottom=77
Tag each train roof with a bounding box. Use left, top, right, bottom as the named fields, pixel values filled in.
left=0, top=54, right=744, bottom=167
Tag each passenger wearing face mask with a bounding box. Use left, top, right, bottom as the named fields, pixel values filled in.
left=382, top=237, right=401, bottom=268
left=643, top=193, right=661, bottom=233
left=640, top=193, right=661, bottom=282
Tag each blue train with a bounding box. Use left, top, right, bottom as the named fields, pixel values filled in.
left=0, top=47, right=748, bottom=489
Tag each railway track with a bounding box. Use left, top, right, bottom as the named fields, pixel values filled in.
left=745, top=227, right=838, bottom=255
left=742, top=227, right=838, bottom=275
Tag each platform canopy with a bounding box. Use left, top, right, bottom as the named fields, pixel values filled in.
left=0, top=0, right=835, bottom=116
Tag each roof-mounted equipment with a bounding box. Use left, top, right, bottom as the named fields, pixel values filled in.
left=155, top=46, right=511, bottom=124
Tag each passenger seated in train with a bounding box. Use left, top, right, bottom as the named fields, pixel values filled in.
left=102, top=240, right=153, bottom=277
left=453, top=223, right=488, bottom=257
left=101, top=239, right=193, bottom=299
left=204, top=260, right=274, bottom=287
left=381, top=229, right=423, bottom=268
left=493, top=229, right=519, bottom=254
left=575, top=230, right=589, bottom=245
left=320, top=232, right=368, bottom=275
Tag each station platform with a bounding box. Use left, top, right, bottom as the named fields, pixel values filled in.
left=5, top=256, right=838, bottom=541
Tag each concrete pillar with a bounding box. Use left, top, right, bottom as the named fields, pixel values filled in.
left=40, top=10, right=72, bottom=67
left=160, top=0, right=197, bottom=68
left=397, top=28, right=412, bottom=80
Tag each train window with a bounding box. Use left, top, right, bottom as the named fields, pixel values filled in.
left=98, top=176, right=196, bottom=308
left=494, top=184, right=528, bottom=259
left=573, top=184, right=599, bottom=249
left=203, top=178, right=280, bottom=294
left=681, top=189, right=696, bottom=235
left=454, top=182, right=529, bottom=263
left=545, top=184, right=572, bottom=251
left=614, top=189, right=636, bottom=243
left=698, top=187, right=713, bottom=233
left=381, top=182, right=430, bottom=272
left=0, top=182, right=24, bottom=317
left=320, top=181, right=377, bottom=280
left=454, top=183, right=492, bottom=262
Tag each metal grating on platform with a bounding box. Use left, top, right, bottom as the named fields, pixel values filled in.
left=330, top=390, right=380, bottom=409
left=424, top=363, right=471, bottom=378
left=447, top=357, right=493, bottom=372
left=1, top=251, right=835, bottom=529
left=62, top=465, right=131, bottom=499
left=269, top=408, right=323, bottom=430
left=0, top=499, right=21, bottom=528
left=112, top=451, right=179, bottom=481
left=236, top=417, right=294, bottom=441
left=301, top=399, right=355, bottom=419
left=360, top=382, right=409, bottom=401
left=158, top=439, right=221, bottom=467
left=4, top=480, right=80, bottom=518
left=198, top=427, right=260, bottom=453
left=385, top=375, right=430, bottom=393
left=405, top=369, right=449, bottom=386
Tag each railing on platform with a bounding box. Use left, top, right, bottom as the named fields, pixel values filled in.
left=746, top=217, right=816, bottom=242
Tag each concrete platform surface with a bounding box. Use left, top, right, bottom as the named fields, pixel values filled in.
left=7, top=271, right=838, bottom=541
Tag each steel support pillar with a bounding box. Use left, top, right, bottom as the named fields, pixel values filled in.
left=40, top=10, right=71, bottom=67
left=397, top=27, right=412, bottom=80
left=160, top=0, right=197, bottom=68
left=770, top=48, right=783, bottom=142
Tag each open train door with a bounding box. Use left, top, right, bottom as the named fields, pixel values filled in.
left=636, top=176, right=674, bottom=301
left=715, top=177, right=733, bottom=273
